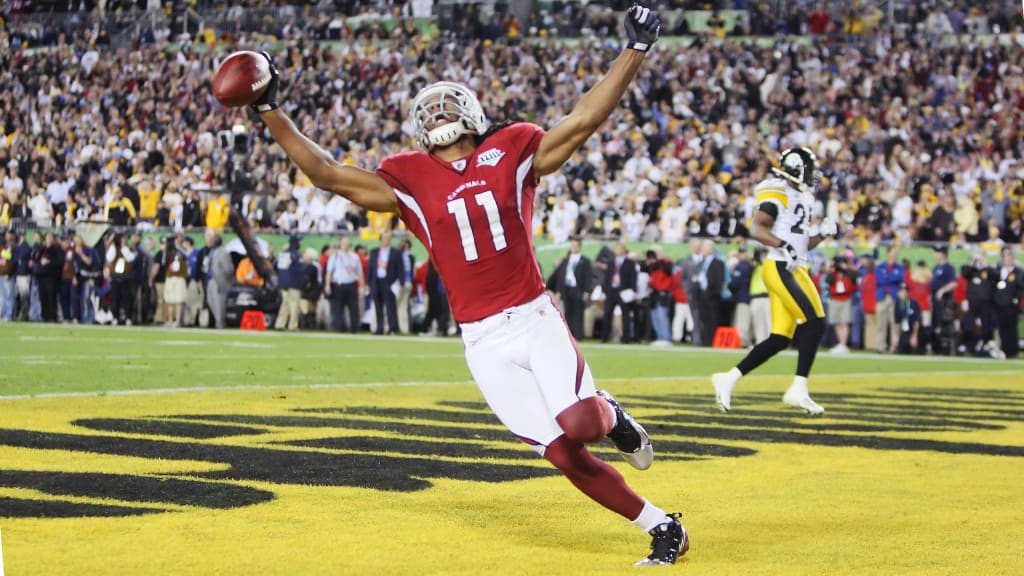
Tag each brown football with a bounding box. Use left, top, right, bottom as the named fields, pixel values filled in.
left=211, top=50, right=272, bottom=108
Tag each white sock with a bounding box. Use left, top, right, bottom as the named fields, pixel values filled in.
left=789, top=376, right=808, bottom=395
left=726, top=367, right=742, bottom=384
left=630, top=500, right=669, bottom=533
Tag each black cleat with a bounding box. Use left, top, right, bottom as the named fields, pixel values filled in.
left=635, top=513, right=689, bottom=566
left=596, top=389, right=653, bottom=470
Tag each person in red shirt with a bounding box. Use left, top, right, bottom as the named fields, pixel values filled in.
left=906, top=260, right=933, bottom=353
left=859, top=255, right=878, bottom=351
left=670, top=264, right=693, bottom=343
left=251, top=5, right=686, bottom=566
left=807, top=3, right=832, bottom=35
left=824, top=255, right=859, bottom=353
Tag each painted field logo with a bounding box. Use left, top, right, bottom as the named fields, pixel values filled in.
left=0, top=388, right=1021, bottom=519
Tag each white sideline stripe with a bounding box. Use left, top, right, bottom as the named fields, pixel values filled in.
left=1, top=353, right=465, bottom=361
left=1, top=370, right=1020, bottom=402
left=8, top=322, right=1024, bottom=366
left=9, top=319, right=1024, bottom=364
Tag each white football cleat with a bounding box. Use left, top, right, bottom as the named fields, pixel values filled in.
left=783, top=387, right=825, bottom=416
left=711, top=372, right=736, bottom=413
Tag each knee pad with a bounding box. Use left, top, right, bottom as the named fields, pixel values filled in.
left=556, top=396, right=612, bottom=444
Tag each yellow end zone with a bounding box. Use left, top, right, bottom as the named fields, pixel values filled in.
left=1, top=374, right=1023, bottom=575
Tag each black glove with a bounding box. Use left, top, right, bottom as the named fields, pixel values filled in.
left=251, top=51, right=280, bottom=113
left=623, top=3, right=661, bottom=52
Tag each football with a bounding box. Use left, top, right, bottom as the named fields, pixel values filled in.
left=211, top=50, right=272, bottom=108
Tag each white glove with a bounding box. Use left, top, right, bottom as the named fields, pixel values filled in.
left=820, top=218, right=839, bottom=237
left=779, top=241, right=800, bottom=272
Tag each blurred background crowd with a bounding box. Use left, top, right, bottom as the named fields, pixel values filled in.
left=0, top=0, right=1021, bottom=356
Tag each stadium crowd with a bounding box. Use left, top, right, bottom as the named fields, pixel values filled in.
left=0, top=1, right=1022, bottom=356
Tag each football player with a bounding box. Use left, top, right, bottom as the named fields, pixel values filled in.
left=251, top=4, right=687, bottom=566
left=711, top=147, right=839, bottom=415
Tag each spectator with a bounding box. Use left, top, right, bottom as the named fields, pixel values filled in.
left=368, top=229, right=402, bottom=335
left=697, top=240, right=725, bottom=347
left=106, top=233, right=137, bottom=326
left=893, top=284, right=923, bottom=355
left=874, top=248, right=905, bottom=353
left=325, top=237, right=363, bottom=334
left=162, top=235, right=190, bottom=327
left=274, top=235, right=305, bottom=332
left=58, top=235, right=77, bottom=322
left=396, top=239, right=416, bottom=335
left=599, top=242, right=638, bottom=343
left=859, top=254, right=878, bottom=352
left=747, top=248, right=772, bottom=347
left=0, top=232, right=14, bottom=321
left=31, top=232, right=62, bottom=323
left=924, top=194, right=957, bottom=243
left=422, top=258, right=451, bottom=337
left=149, top=237, right=169, bottom=324
left=806, top=3, right=831, bottom=35
left=299, top=247, right=322, bottom=330
left=824, top=254, right=858, bottom=353
left=670, top=261, right=693, bottom=344
left=546, top=237, right=594, bottom=341
left=645, top=247, right=674, bottom=346
left=677, top=239, right=705, bottom=345
left=961, top=251, right=997, bottom=356
left=907, top=260, right=933, bottom=353
left=727, top=246, right=755, bottom=347
left=104, top=187, right=136, bottom=227
left=993, top=247, right=1023, bottom=359
left=206, top=194, right=231, bottom=231
left=207, top=236, right=233, bottom=329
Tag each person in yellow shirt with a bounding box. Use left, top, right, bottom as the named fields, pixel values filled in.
left=205, top=194, right=230, bottom=230
left=137, top=180, right=161, bottom=222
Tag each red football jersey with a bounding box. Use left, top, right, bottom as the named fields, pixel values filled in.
left=376, top=123, right=546, bottom=323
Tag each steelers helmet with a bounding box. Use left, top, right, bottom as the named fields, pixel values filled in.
left=771, top=147, right=821, bottom=191
left=410, top=81, right=488, bottom=150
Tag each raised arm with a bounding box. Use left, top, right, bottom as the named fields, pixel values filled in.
left=533, top=5, right=662, bottom=177
left=253, top=56, right=398, bottom=213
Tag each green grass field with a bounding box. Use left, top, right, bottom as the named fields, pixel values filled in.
left=1, top=323, right=1023, bottom=575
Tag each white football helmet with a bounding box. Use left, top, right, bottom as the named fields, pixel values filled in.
left=771, top=147, right=821, bottom=192
left=410, top=81, right=488, bottom=150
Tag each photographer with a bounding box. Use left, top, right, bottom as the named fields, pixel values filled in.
left=645, top=247, right=674, bottom=345
left=823, top=254, right=859, bottom=353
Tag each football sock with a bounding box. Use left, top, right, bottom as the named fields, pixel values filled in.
left=796, top=317, right=824, bottom=377
left=737, top=333, right=791, bottom=375
left=722, top=367, right=742, bottom=384
left=544, top=436, right=645, bottom=521
left=630, top=500, right=670, bottom=533
left=789, top=375, right=809, bottom=396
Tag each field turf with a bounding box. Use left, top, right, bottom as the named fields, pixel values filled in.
left=1, top=323, right=1022, bottom=575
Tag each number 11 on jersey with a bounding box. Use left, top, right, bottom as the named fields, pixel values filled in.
left=447, top=190, right=508, bottom=261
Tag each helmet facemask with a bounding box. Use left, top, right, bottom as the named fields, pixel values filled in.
left=410, top=82, right=488, bottom=151
left=772, top=147, right=821, bottom=192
